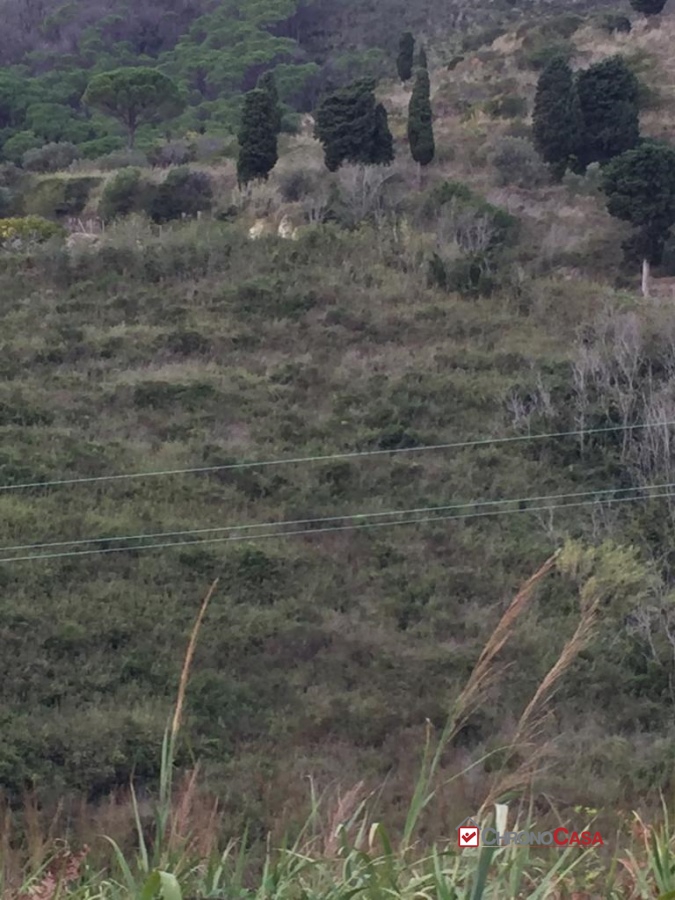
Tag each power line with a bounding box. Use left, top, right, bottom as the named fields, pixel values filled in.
left=0, top=419, right=672, bottom=493
left=1, top=487, right=672, bottom=565
left=1, top=478, right=674, bottom=556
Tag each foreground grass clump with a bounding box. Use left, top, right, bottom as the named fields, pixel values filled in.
left=4, top=571, right=675, bottom=899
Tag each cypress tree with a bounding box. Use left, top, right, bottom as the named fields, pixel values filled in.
left=397, top=33, right=415, bottom=82
left=315, top=79, right=395, bottom=171
left=408, top=67, right=435, bottom=168
left=417, top=45, right=428, bottom=70
left=257, top=70, right=282, bottom=135
left=372, top=102, right=395, bottom=166
left=237, top=88, right=278, bottom=187
left=576, top=56, right=640, bottom=170
left=630, top=0, right=667, bottom=15
left=532, top=56, right=583, bottom=180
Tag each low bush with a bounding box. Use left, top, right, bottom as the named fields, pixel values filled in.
left=94, top=149, right=150, bottom=171
left=484, top=95, right=528, bottom=119
left=596, top=13, right=632, bottom=34
left=147, top=140, right=196, bottom=168
left=490, top=137, right=550, bottom=188
left=0, top=215, right=64, bottom=247
left=99, top=168, right=154, bottom=222
left=24, top=176, right=101, bottom=219
left=562, top=161, right=603, bottom=197
left=278, top=167, right=319, bottom=202
left=518, top=37, right=574, bottom=71
left=22, top=142, right=81, bottom=173
left=191, top=135, right=229, bottom=162
left=150, top=167, right=213, bottom=223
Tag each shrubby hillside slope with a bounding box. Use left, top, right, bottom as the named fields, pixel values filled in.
left=3, top=0, right=675, bottom=882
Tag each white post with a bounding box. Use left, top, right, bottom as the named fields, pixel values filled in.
left=642, top=258, right=651, bottom=298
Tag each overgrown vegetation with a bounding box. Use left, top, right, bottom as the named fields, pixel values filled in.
left=5, top=2, right=675, bottom=893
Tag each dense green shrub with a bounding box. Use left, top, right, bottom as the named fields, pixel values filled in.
left=0, top=215, right=64, bottom=247
left=278, top=167, right=319, bottom=202
left=3, top=131, right=42, bottom=164
left=95, top=149, right=150, bottom=171
left=22, top=142, right=81, bottom=173
left=519, top=38, right=574, bottom=71
left=99, top=168, right=154, bottom=221
left=24, top=176, right=101, bottom=219
left=484, top=95, right=528, bottom=118
left=147, top=140, right=196, bottom=168
left=78, top=136, right=126, bottom=159
left=596, top=13, right=632, bottom=34
left=150, top=167, right=213, bottom=223
left=490, top=136, right=550, bottom=188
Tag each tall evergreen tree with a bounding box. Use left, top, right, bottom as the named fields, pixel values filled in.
left=237, top=88, right=278, bottom=187
left=257, top=70, right=282, bottom=135
left=603, top=141, right=675, bottom=296
left=315, top=79, right=395, bottom=171
left=532, top=56, right=583, bottom=180
left=407, top=67, right=435, bottom=169
left=630, top=0, right=667, bottom=15
left=417, top=45, right=428, bottom=70
left=372, top=102, right=395, bottom=166
left=397, top=33, right=415, bottom=82
left=576, top=56, right=640, bottom=170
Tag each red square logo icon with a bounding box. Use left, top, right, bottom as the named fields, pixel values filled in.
left=458, top=822, right=480, bottom=848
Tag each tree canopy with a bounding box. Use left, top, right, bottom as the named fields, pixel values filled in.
left=532, top=56, right=583, bottom=180
left=257, top=70, right=283, bottom=135
left=82, top=67, right=184, bottom=147
left=237, top=87, right=279, bottom=186
left=315, top=79, right=394, bottom=172
left=408, top=67, right=434, bottom=168
left=603, top=141, right=675, bottom=294
left=575, top=56, right=639, bottom=170
left=397, top=33, right=415, bottom=82
left=629, top=0, right=667, bottom=15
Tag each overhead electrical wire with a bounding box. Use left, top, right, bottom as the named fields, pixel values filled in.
left=0, top=419, right=672, bottom=493
left=0, top=478, right=674, bottom=556
left=0, top=484, right=673, bottom=565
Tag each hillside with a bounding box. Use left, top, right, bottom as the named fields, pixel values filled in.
left=0, top=0, right=622, bottom=158
left=4, top=1, right=675, bottom=889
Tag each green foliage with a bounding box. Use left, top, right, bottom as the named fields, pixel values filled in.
left=257, top=71, right=283, bottom=136
left=408, top=68, right=434, bottom=168
left=315, top=79, right=394, bottom=172
left=236, top=88, right=279, bottom=187
left=3, top=130, right=42, bottom=164
left=0, top=215, right=64, bottom=245
left=596, top=13, right=632, bottom=34
left=630, top=0, right=667, bottom=15
left=151, top=167, right=213, bottom=223
left=22, top=142, right=81, bottom=173
left=424, top=180, right=518, bottom=296
left=82, top=68, right=185, bottom=148
left=99, top=167, right=152, bottom=221
left=576, top=56, right=640, bottom=170
left=532, top=57, right=583, bottom=180
left=603, top=141, right=675, bottom=266
left=484, top=94, right=527, bottom=119
left=24, top=176, right=101, bottom=219
left=24, top=102, right=93, bottom=144
left=490, top=136, right=549, bottom=188
left=147, top=140, right=195, bottom=168
left=417, top=46, right=428, bottom=71
left=397, top=32, right=415, bottom=82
